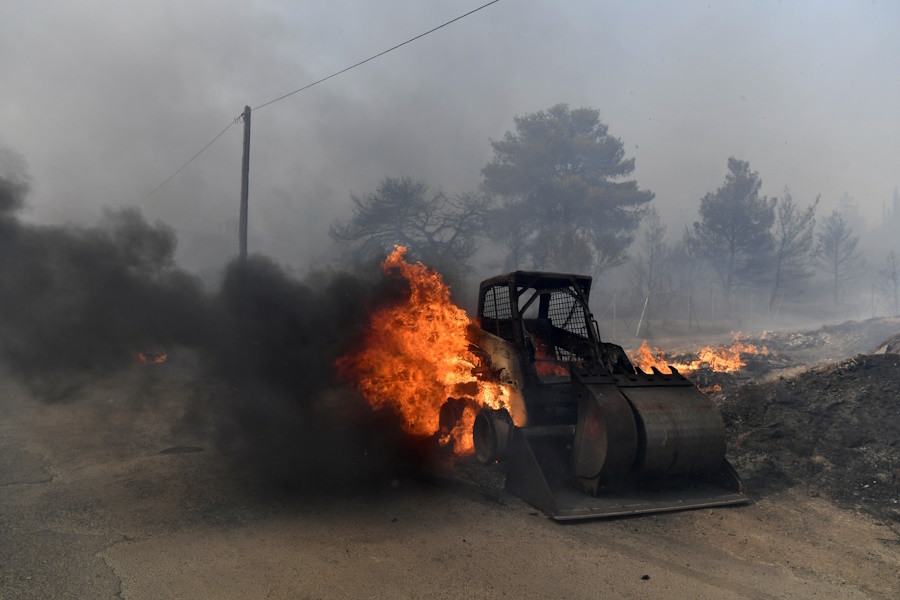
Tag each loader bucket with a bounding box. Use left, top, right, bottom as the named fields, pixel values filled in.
left=505, top=426, right=745, bottom=520
left=504, top=370, right=746, bottom=520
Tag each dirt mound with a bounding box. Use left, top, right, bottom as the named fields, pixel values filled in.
left=746, top=317, right=900, bottom=364
left=718, top=353, right=900, bottom=525
left=872, top=331, right=900, bottom=355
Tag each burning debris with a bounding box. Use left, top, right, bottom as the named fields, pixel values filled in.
left=336, top=246, right=512, bottom=454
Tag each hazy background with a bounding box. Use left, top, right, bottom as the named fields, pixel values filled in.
left=1, top=0, right=898, bottom=282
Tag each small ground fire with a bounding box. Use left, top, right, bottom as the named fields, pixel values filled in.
left=630, top=336, right=768, bottom=375
left=136, top=352, right=168, bottom=366
left=336, top=246, right=512, bottom=454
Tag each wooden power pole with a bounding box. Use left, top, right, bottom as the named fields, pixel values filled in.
left=239, top=105, right=251, bottom=264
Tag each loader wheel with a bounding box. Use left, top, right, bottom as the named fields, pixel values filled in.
left=473, top=408, right=514, bottom=464
left=439, top=397, right=478, bottom=436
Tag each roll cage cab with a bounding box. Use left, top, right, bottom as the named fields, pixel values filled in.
left=476, top=271, right=632, bottom=377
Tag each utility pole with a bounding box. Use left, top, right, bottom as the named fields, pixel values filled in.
left=635, top=292, right=649, bottom=338
left=612, top=292, right=616, bottom=340
left=239, top=105, right=251, bottom=264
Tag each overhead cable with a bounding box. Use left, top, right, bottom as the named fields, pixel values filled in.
left=141, top=0, right=501, bottom=202
left=252, top=0, right=501, bottom=111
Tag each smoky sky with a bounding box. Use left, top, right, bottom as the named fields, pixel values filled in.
left=1, top=0, right=898, bottom=277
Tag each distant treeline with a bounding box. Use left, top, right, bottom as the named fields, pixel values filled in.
left=329, top=103, right=899, bottom=332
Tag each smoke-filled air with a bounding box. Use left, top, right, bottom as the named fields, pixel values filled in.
left=2, top=2, right=899, bottom=598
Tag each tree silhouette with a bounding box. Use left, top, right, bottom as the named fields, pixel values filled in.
left=692, top=157, right=775, bottom=295
left=770, top=189, right=818, bottom=307
left=817, top=210, right=864, bottom=305
left=877, top=250, right=898, bottom=315
left=481, top=104, right=653, bottom=273
left=330, top=176, right=488, bottom=277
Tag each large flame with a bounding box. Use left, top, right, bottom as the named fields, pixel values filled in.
left=336, top=246, right=512, bottom=454
left=631, top=335, right=767, bottom=375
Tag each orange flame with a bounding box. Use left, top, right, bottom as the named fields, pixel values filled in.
left=136, top=352, right=167, bottom=366
left=631, top=335, right=767, bottom=375
left=533, top=336, right=570, bottom=377
left=336, top=246, right=512, bottom=454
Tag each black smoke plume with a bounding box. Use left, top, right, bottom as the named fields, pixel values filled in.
left=0, top=186, right=210, bottom=399
left=0, top=166, right=428, bottom=490
left=201, top=255, right=424, bottom=490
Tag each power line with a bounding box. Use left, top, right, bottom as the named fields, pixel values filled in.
left=141, top=0, right=501, bottom=203
left=253, top=0, right=501, bottom=112
left=140, top=117, right=240, bottom=203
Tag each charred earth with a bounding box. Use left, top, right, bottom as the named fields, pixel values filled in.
left=717, top=353, right=900, bottom=526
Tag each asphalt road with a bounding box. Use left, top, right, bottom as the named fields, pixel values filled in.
left=1, top=368, right=897, bottom=599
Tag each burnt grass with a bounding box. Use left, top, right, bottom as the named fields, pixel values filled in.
left=717, top=353, right=900, bottom=526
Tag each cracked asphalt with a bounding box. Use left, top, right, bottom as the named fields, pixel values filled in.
left=1, top=366, right=897, bottom=599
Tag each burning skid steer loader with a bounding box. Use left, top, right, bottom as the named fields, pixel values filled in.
left=450, top=272, right=745, bottom=520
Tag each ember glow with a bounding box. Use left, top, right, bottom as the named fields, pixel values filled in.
left=136, top=352, right=167, bottom=366
left=631, top=336, right=768, bottom=375
left=336, top=246, right=512, bottom=454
